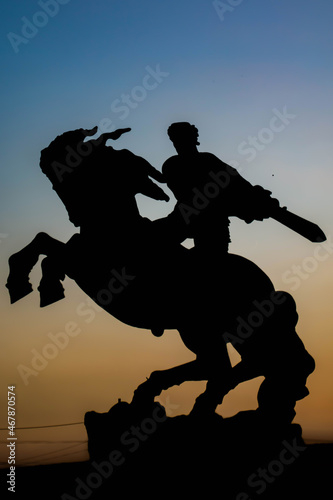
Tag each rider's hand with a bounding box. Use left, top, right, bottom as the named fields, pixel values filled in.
left=248, top=186, right=280, bottom=222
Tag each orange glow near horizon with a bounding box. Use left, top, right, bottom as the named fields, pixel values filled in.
left=1, top=230, right=333, bottom=467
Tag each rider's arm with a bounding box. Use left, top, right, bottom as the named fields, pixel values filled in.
left=229, top=182, right=280, bottom=223
left=209, top=155, right=280, bottom=223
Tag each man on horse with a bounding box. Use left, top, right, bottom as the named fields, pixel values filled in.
left=6, top=123, right=317, bottom=422
left=162, top=122, right=280, bottom=257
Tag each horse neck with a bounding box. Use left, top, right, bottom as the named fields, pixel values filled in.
left=79, top=193, right=143, bottom=240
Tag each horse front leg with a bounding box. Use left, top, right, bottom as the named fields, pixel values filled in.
left=190, top=335, right=234, bottom=416
left=6, top=232, right=66, bottom=304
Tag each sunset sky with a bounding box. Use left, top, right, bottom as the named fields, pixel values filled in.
left=1, top=0, right=333, bottom=467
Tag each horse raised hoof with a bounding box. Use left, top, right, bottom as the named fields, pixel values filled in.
left=6, top=278, right=33, bottom=304
left=38, top=279, right=65, bottom=307
left=6, top=252, right=35, bottom=303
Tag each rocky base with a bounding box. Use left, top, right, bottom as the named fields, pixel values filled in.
left=82, top=400, right=316, bottom=499
left=1, top=401, right=332, bottom=500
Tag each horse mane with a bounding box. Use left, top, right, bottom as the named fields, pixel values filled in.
left=40, top=129, right=85, bottom=186
left=39, top=129, right=92, bottom=226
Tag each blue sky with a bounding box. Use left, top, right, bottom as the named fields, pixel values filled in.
left=1, top=0, right=332, bottom=236
left=1, top=0, right=333, bottom=464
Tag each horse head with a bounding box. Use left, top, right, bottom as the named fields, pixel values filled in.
left=39, top=126, right=170, bottom=230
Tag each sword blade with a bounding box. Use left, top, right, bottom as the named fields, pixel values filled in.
left=271, top=208, right=326, bottom=243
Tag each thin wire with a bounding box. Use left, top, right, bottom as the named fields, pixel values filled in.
left=20, top=448, right=88, bottom=467
left=0, top=422, right=84, bottom=431
left=0, top=422, right=87, bottom=467
left=0, top=440, right=86, bottom=444
left=0, top=443, right=88, bottom=469
left=17, top=442, right=87, bottom=465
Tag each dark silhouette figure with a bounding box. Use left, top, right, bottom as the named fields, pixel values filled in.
left=163, top=122, right=279, bottom=256
left=3, top=123, right=330, bottom=500
left=6, top=124, right=324, bottom=421
left=163, top=122, right=326, bottom=256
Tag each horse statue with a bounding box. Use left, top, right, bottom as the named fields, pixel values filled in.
left=6, top=126, right=316, bottom=420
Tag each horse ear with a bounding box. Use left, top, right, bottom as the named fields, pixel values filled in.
left=108, top=128, right=131, bottom=141
left=81, top=126, right=98, bottom=137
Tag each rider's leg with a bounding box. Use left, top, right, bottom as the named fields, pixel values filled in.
left=6, top=232, right=65, bottom=303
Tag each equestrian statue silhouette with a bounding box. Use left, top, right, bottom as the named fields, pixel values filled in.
left=6, top=123, right=325, bottom=420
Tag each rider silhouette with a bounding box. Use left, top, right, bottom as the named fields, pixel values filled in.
left=162, top=122, right=279, bottom=256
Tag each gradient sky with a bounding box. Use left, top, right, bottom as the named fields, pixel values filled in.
left=1, top=0, right=333, bottom=467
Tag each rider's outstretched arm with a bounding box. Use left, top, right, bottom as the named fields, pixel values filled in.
left=211, top=157, right=281, bottom=223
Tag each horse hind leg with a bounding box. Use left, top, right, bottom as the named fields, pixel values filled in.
left=6, top=255, right=34, bottom=304
left=131, top=360, right=205, bottom=409
left=6, top=232, right=65, bottom=304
